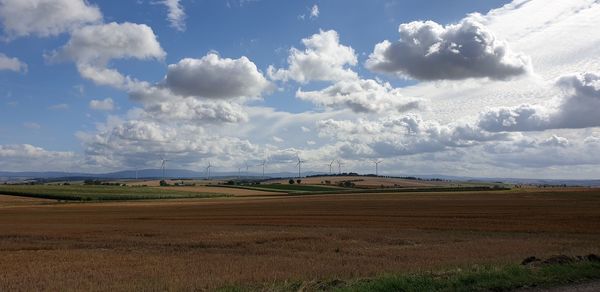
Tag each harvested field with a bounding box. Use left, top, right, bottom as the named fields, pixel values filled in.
left=0, top=188, right=599, bottom=291
left=0, top=194, right=55, bottom=208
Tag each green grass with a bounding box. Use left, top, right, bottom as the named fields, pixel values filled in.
left=217, top=261, right=600, bottom=292
left=0, top=184, right=229, bottom=201
left=337, top=261, right=600, bottom=292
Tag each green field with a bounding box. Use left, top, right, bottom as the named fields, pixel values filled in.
left=0, top=184, right=228, bottom=201
left=219, top=260, right=600, bottom=292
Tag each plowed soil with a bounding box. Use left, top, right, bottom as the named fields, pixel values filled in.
left=0, top=188, right=599, bottom=291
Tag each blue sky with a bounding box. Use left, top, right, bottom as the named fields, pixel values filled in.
left=0, top=0, right=509, bottom=150
left=1, top=0, right=600, bottom=179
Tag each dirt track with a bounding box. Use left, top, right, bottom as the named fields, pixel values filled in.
left=0, top=189, right=599, bottom=290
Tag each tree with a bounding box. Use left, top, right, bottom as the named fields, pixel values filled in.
left=288, top=179, right=295, bottom=184
left=296, top=179, right=302, bottom=184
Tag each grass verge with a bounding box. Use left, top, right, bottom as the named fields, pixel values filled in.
left=217, top=260, right=600, bottom=292
left=0, top=185, right=229, bottom=201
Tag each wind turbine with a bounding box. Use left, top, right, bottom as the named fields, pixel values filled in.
left=328, top=159, right=335, bottom=175
left=205, top=161, right=213, bottom=180
left=160, top=158, right=169, bottom=180
left=245, top=161, right=250, bottom=176
left=257, top=160, right=266, bottom=179
left=373, top=160, right=383, bottom=176
left=337, top=159, right=343, bottom=175
left=296, top=154, right=306, bottom=178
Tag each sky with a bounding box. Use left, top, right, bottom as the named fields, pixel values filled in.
left=1, top=0, right=600, bottom=179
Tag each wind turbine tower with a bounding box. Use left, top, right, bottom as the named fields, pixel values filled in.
left=257, top=160, right=266, bottom=179
left=205, top=162, right=213, bottom=180
left=328, top=159, right=335, bottom=175
left=296, top=154, right=306, bottom=178
left=161, top=159, right=169, bottom=180
left=337, top=159, right=343, bottom=175
left=374, top=160, right=383, bottom=177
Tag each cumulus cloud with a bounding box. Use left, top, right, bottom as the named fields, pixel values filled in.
left=539, top=135, right=569, bottom=147
left=138, top=98, right=248, bottom=124
left=160, top=0, right=185, bottom=31
left=296, top=78, right=421, bottom=114
left=478, top=72, right=600, bottom=131
left=0, top=53, right=27, bottom=72
left=89, top=98, right=115, bottom=111
left=50, top=22, right=165, bottom=65
left=481, top=134, right=600, bottom=169
left=0, top=144, right=76, bottom=171
left=366, top=16, right=532, bottom=81
left=268, top=30, right=357, bottom=83
left=317, top=115, right=512, bottom=158
left=49, top=22, right=165, bottom=88
left=78, top=119, right=262, bottom=170
left=310, top=4, right=319, bottom=19
left=0, top=0, right=101, bottom=38
left=165, top=53, right=271, bottom=99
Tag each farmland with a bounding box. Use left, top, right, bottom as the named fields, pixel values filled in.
left=0, top=184, right=228, bottom=201
left=0, top=186, right=599, bottom=291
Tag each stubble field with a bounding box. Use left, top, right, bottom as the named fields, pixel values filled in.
left=0, top=188, right=599, bottom=291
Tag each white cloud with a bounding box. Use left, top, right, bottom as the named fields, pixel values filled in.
left=49, top=22, right=165, bottom=89
left=89, top=98, right=115, bottom=111
left=138, top=98, right=248, bottom=124
left=366, top=16, right=532, bottom=81
left=23, top=122, right=41, bottom=129
left=478, top=72, right=600, bottom=131
left=50, top=22, right=165, bottom=65
left=310, top=4, right=319, bottom=19
left=272, top=136, right=284, bottom=143
left=0, top=0, right=102, bottom=38
left=77, top=65, right=129, bottom=88
left=316, top=115, right=512, bottom=158
left=539, top=135, right=569, bottom=147
left=0, top=144, right=76, bottom=171
left=78, top=119, right=262, bottom=171
left=165, top=53, right=271, bottom=99
left=296, top=78, right=422, bottom=114
left=160, top=0, right=185, bottom=31
left=268, top=30, right=357, bottom=83
left=0, top=53, right=27, bottom=72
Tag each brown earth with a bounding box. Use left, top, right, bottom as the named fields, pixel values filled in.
left=0, top=189, right=599, bottom=291
left=0, top=195, right=55, bottom=208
